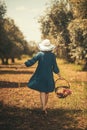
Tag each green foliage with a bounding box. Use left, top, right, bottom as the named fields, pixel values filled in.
left=0, top=1, right=6, bottom=19
left=39, top=0, right=73, bottom=39
left=39, top=0, right=87, bottom=70
left=0, top=17, right=30, bottom=64
left=68, top=19, right=87, bottom=64
left=28, top=41, right=38, bottom=56
left=0, top=1, right=37, bottom=65
left=69, top=0, right=87, bottom=19
left=38, top=0, right=73, bottom=59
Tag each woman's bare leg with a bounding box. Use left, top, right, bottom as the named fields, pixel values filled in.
left=40, top=92, right=46, bottom=110
left=40, top=92, right=49, bottom=113
left=45, top=93, right=49, bottom=109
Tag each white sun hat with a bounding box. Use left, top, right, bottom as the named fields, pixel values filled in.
left=38, top=39, right=55, bottom=51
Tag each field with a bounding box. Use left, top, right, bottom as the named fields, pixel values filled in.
left=0, top=58, right=87, bottom=130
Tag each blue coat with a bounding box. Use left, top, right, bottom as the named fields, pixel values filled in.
left=25, top=51, right=59, bottom=93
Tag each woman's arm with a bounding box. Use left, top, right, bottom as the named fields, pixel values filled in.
left=15, top=52, right=40, bottom=69
left=24, top=52, right=40, bottom=67
left=53, top=54, right=62, bottom=78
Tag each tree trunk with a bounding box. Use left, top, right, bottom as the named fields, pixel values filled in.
left=5, top=58, right=9, bottom=65
left=83, top=59, right=87, bottom=71
left=11, top=58, right=15, bottom=63
left=1, top=58, right=5, bottom=64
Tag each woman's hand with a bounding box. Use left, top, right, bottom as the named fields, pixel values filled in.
left=57, top=73, right=62, bottom=79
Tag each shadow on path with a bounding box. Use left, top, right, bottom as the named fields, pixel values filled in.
left=0, top=81, right=27, bottom=88
left=0, top=70, right=33, bottom=75
left=0, top=101, right=86, bottom=130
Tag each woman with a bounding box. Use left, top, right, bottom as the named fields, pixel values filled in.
left=22, top=39, right=61, bottom=114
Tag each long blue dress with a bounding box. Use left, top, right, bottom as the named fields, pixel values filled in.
left=25, top=51, right=59, bottom=93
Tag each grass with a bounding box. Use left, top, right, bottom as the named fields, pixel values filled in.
left=0, top=58, right=87, bottom=130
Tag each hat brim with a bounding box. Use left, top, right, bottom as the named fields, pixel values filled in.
left=38, top=43, right=55, bottom=51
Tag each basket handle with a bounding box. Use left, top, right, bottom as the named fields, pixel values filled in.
left=55, top=77, right=70, bottom=88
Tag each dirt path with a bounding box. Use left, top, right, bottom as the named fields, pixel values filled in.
left=0, top=64, right=87, bottom=130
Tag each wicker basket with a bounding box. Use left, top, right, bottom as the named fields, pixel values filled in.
left=55, top=78, right=72, bottom=98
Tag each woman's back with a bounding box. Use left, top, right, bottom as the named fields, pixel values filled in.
left=37, top=51, right=59, bottom=76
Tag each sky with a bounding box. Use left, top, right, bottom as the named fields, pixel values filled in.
left=4, top=0, right=50, bottom=42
